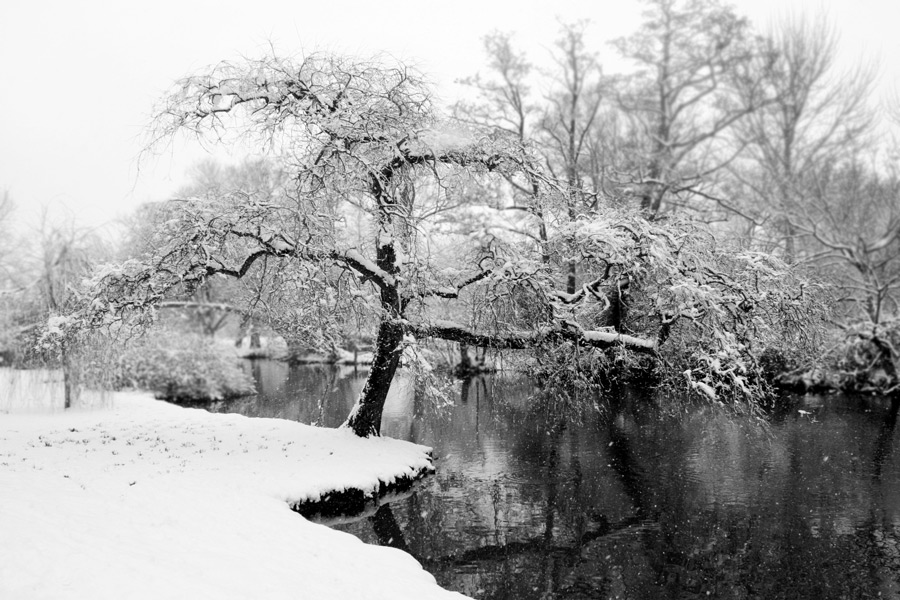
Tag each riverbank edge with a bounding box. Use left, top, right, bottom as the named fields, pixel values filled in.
left=290, top=465, right=431, bottom=518
left=0, top=393, right=465, bottom=600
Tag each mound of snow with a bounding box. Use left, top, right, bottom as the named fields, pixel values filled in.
left=0, top=393, right=465, bottom=600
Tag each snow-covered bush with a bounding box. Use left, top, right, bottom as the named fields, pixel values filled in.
left=115, top=331, right=254, bottom=401
left=825, top=318, right=900, bottom=393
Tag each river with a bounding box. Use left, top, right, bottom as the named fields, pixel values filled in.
left=197, top=360, right=900, bottom=599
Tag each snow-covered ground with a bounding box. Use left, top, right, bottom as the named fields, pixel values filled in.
left=0, top=392, right=466, bottom=600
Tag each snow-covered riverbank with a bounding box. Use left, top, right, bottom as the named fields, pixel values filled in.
left=0, top=392, right=465, bottom=599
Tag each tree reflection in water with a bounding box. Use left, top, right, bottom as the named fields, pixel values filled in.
left=201, top=362, right=900, bottom=599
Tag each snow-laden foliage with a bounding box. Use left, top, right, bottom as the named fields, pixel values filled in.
left=114, top=331, right=255, bottom=401
left=813, top=317, right=900, bottom=394
left=452, top=208, right=825, bottom=404
left=70, top=52, right=827, bottom=434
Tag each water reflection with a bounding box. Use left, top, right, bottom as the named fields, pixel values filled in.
left=203, top=361, right=900, bottom=599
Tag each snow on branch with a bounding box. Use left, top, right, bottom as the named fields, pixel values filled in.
left=409, top=319, right=658, bottom=355
left=419, top=268, right=494, bottom=299
left=340, top=249, right=396, bottom=288
left=158, top=301, right=253, bottom=316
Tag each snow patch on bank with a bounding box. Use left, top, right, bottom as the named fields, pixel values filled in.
left=0, top=392, right=464, bottom=600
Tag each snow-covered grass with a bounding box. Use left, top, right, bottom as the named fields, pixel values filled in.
left=0, top=392, right=466, bottom=600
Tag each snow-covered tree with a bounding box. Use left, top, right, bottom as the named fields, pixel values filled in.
left=84, top=52, right=823, bottom=435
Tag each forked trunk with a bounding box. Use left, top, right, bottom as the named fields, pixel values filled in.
left=343, top=319, right=404, bottom=437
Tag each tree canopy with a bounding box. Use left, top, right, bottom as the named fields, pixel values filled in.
left=82, top=52, right=824, bottom=436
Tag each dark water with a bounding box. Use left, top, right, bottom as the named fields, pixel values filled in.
left=203, top=360, right=900, bottom=599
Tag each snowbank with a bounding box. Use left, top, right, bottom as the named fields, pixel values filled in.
left=0, top=392, right=465, bottom=600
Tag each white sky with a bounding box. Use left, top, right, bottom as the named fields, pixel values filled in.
left=1, top=0, right=897, bottom=233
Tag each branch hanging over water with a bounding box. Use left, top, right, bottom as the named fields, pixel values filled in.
left=407, top=319, right=658, bottom=355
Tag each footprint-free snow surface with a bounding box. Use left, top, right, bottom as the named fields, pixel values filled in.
left=0, top=392, right=464, bottom=599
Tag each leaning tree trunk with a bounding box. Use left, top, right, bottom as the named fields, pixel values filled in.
left=343, top=319, right=404, bottom=437
left=342, top=157, right=412, bottom=436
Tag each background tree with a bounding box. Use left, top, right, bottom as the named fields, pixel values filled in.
left=455, top=31, right=548, bottom=264
left=727, top=13, right=875, bottom=262
left=539, top=22, right=605, bottom=294
left=0, top=208, right=112, bottom=404
left=0, top=191, right=17, bottom=363
left=2, top=210, right=106, bottom=352
left=787, top=159, right=900, bottom=388
left=0, top=190, right=12, bottom=262
left=457, top=23, right=606, bottom=301
left=611, top=0, right=766, bottom=217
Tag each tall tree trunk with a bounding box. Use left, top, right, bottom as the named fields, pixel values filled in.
left=783, top=220, right=797, bottom=265
left=343, top=318, right=404, bottom=437
left=567, top=260, right=577, bottom=295
left=62, top=344, right=74, bottom=409
left=871, top=334, right=898, bottom=390
left=566, top=193, right=578, bottom=295
left=641, top=146, right=668, bottom=218
left=608, top=283, right=626, bottom=332
left=63, top=366, right=73, bottom=410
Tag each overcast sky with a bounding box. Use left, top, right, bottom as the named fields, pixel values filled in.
left=1, top=0, right=897, bottom=233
